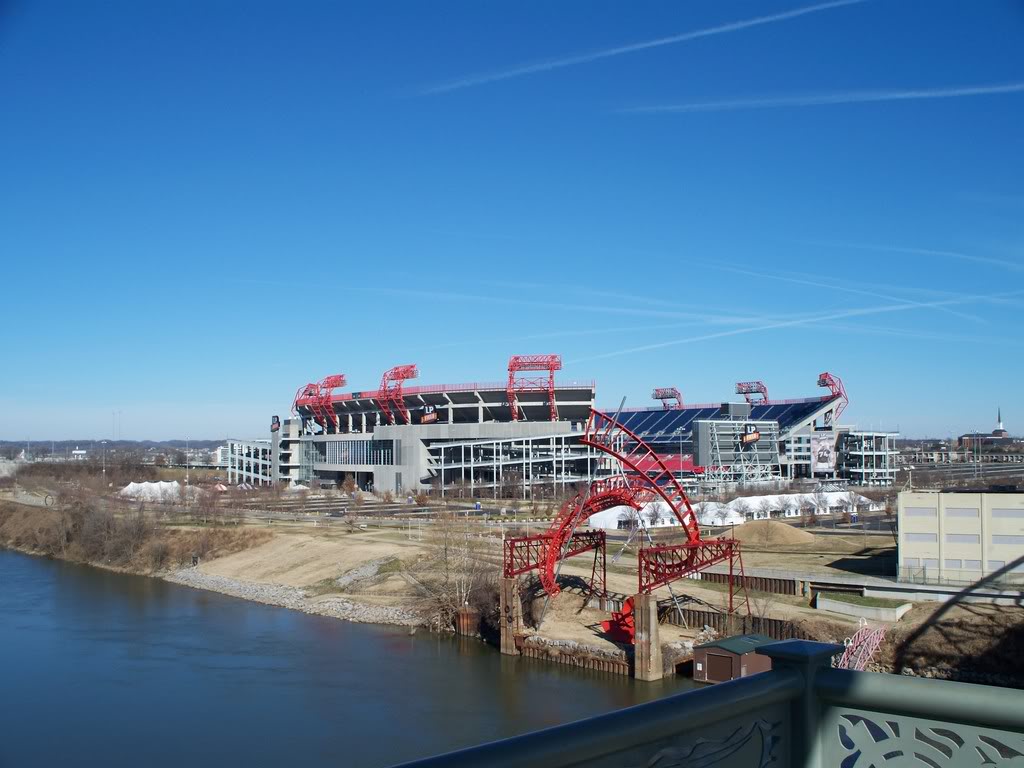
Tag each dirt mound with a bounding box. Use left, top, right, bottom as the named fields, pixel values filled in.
left=730, top=520, right=814, bottom=546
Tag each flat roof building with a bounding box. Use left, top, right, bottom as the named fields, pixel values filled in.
left=898, top=488, right=1024, bottom=586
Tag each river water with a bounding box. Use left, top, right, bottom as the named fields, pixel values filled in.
left=0, top=549, right=688, bottom=767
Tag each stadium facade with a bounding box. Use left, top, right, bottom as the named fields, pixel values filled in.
left=226, top=358, right=897, bottom=494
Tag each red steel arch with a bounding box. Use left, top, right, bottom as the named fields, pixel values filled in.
left=539, top=478, right=652, bottom=596
left=582, top=409, right=701, bottom=544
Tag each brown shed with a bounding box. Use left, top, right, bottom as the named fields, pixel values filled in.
left=692, top=634, right=776, bottom=684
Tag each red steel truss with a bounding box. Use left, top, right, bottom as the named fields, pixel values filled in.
left=582, top=409, right=701, bottom=544
left=503, top=530, right=607, bottom=598
left=735, top=380, right=769, bottom=405
left=293, top=374, right=347, bottom=432
left=377, top=364, right=419, bottom=425
left=578, top=407, right=751, bottom=641
left=507, top=354, right=562, bottom=422
left=817, top=371, right=849, bottom=421
left=539, top=479, right=654, bottom=596
left=652, top=387, right=683, bottom=409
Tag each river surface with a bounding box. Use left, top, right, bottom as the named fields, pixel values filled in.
left=0, top=549, right=688, bottom=767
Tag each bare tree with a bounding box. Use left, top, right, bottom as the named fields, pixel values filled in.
left=778, top=495, right=797, bottom=519
left=341, top=474, right=356, bottom=496
left=410, top=513, right=495, bottom=631
left=732, top=498, right=752, bottom=521
left=812, top=485, right=829, bottom=518
left=644, top=504, right=661, bottom=528
left=757, top=498, right=775, bottom=521
left=799, top=495, right=818, bottom=526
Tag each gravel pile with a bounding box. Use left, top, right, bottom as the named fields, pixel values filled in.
left=165, top=568, right=422, bottom=627
left=335, top=557, right=396, bottom=589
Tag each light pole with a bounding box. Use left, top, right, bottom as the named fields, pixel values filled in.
left=101, top=440, right=108, bottom=480
left=185, top=436, right=190, bottom=485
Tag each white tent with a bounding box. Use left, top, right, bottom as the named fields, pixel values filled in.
left=119, top=480, right=197, bottom=503
left=725, top=491, right=877, bottom=520
left=585, top=500, right=682, bottom=531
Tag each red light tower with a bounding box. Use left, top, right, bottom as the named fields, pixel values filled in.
left=292, top=374, right=347, bottom=432
left=377, top=365, right=419, bottom=425
left=817, top=371, right=849, bottom=421
left=652, top=387, right=683, bottom=410
left=507, top=354, right=562, bottom=421
left=735, top=380, right=769, bottom=405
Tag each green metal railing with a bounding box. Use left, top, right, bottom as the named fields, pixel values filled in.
left=392, top=640, right=1024, bottom=768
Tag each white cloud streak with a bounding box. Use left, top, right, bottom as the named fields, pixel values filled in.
left=814, top=242, right=1024, bottom=274
left=568, top=289, right=1024, bottom=364
left=626, top=82, right=1024, bottom=114
left=715, top=265, right=985, bottom=323
left=422, top=0, right=866, bottom=95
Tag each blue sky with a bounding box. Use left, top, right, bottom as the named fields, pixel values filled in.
left=1, top=0, right=1022, bottom=440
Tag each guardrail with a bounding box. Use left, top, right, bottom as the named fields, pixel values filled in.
left=391, top=640, right=1024, bottom=768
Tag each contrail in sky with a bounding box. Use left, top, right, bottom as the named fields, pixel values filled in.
left=816, top=242, right=1024, bottom=274
left=422, top=0, right=866, bottom=94
left=625, top=82, right=1024, bottom=113
left=568, top=289, right=1024, bottom=364
left=715, top=265, right=985, bottom=323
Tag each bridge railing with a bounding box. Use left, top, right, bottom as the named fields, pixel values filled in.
left=391, top=640, right=1024, bottom=768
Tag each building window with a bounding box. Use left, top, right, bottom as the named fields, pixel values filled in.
left=992, top=535, right=1024, bottom=546
left=945, top=533, right=980, bottom=544
left=988, top=560, right=1005, bottom=570
left=905, top=532, right=938, bottom=543
left=963, top=559, right=982, bottom=570
left=945, top=508, right=979, bottom=518
left=904, top=507, right=937, bottom=517
left=992, top=508, right=1024, bottom=519
left=903, top=557, right=920, bottom=567
left=944, top=559, right=962, bottom=569
left=922, top=558, right=939, bottom=569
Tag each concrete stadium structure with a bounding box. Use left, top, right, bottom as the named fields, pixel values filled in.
left=226, top=359, right=897, bottom=493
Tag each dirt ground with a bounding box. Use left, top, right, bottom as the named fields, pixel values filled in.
left=196, top=528, right=427, bottom=587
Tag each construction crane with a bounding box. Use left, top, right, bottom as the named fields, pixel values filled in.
left=507, top=354, right=562, bottom=422
left=652, top=387, right=683, bottom=410
left=735, top=381, right=769, bottom=405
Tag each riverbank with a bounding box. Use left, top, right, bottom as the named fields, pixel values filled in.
left=164, top=567, right=422, bottom=626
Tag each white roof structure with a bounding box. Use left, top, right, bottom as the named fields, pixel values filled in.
left=725, top=490, right=877, bottom=518
left=119, top=480, right=198, bottom=503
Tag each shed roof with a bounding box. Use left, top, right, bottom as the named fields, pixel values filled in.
left=695, top=633, right=777, bottom=655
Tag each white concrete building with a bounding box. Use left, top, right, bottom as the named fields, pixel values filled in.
left=898, top=489, right=1024, bottom=585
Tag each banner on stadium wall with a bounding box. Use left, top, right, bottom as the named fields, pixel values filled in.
left=811, top=433, right=836, bottom=473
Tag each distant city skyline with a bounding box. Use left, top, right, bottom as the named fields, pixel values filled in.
left=1, top=1, right=1021, bottom=440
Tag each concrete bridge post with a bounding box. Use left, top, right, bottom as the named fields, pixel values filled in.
left=633, top=592, right=663, bottom=681
left=499, top=577, right=522, bottom=656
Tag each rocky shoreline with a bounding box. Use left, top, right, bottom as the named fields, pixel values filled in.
left=163, top=568, right=424, bottom=627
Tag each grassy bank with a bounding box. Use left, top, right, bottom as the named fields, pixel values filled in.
left=0, top=500, right=269, bottom=574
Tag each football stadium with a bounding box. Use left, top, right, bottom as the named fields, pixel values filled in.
left=226, top=356, right=897, bottom=493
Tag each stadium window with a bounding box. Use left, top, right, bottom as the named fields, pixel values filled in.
left=963, top=559, right=982, bottom=570
left=988, top=561, right=1005, bottom=570
left=902, top=557, right=920, bottom=567
left=922, top=558, right=939, bottom=569
left=905, top=533, right=938, bottom=543
left=905, top=507, right=937, bottom=517
left=944, top=559, right=962, bottom=569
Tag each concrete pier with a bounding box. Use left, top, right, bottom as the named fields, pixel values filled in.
left=632, top=593, right=663, bottom=681
left=499, top=577, right=523, bottom=656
